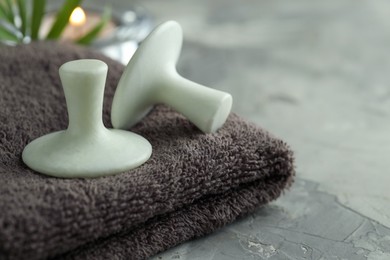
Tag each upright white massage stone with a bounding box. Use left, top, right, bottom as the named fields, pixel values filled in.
left=111, top=21, right=233, bottom=133
left=22, top=59, right=152, bottom=178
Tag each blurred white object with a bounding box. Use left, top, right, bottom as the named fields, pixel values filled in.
left=44, top=1, right=154, bottom=64
left=90, top=5, right=153, bottom=64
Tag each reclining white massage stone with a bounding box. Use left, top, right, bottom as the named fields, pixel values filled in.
left=111, top=21, right=233, bottom=133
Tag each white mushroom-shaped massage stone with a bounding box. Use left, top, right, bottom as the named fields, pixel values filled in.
left=111, top=21, right=233, bottom=133
left=22, top=59, right=152, bottom=178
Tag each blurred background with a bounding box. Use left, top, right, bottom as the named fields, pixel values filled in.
left=2, top=0, right=388, bottom=258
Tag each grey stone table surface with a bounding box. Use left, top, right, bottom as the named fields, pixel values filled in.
left=119, top=0, right=390, bottom=259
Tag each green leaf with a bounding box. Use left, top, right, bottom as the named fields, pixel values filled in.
left=0, top=4, right=7, bottom=20
left=75, top=7, right=111, bottom=45
left=16, top=0, right=27, bottom=36
left=31, top=0, right=46, bottom=40
left=4, top=0, right=15, bottom=23
left=46, top=0, right=82, bottom=39
left=0, top=1, right=14, bottom=24
left=4, top=0, right=13, bottom=11
left=0, top=24, right=19, bottom=42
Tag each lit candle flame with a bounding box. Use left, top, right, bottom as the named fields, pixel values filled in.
left=69, top=7, right=86, bottom=26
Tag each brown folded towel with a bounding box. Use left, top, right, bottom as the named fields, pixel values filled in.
left=0, top=42, right=295, bottom=260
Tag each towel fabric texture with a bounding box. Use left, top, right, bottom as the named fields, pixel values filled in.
left=0, top=42, right=295, bottom=259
